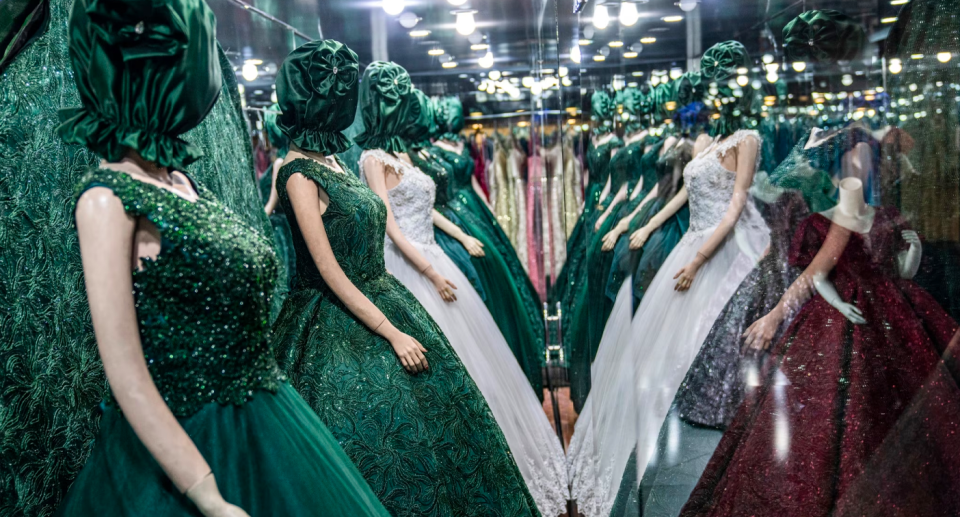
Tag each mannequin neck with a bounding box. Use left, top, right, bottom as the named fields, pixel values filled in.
left=821, top=179, right=874, bottom=234
left=625, top=129, right=648, bottom=144
left=286, top=144, right=344, bottom=173
left=837, top=183, right=868, bottom=217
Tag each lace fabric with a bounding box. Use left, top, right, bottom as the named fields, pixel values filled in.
left=359, top=149, right=438, bottom=247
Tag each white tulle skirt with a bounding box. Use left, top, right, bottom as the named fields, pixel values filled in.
left=384, top=240, right=569, bottom=517
left=567, top=224, right=768, bottom=517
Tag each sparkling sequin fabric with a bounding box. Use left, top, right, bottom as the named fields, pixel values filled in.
left=271, top=158, right=539, bottom=517
left=76, top=168, right=283, bottom=416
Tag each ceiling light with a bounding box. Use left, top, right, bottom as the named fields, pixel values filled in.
left=623, top=51, right=638, bottom=58
left=670, top=67, right=683, bottom=79
left=486, top=82, right=496, bottom=93
left=938, top=52, right=953, bottom=63
left=579, top=39, right=593, bottom=46
left=679, top=0, right=698, bottom=11
left=619, top=2, right=639, bottom=26
left=428, top=48, right=445, bottom=56
left=241, top=62, right=258, bottom=81
left=488, top=70, right=501, bottom=80
left=593, top=54, right=606, bottom=62
left=762, top=54, right=774, bottom=64
left=736, top=67, right=748, bottom=75
left=766, top=72, right=778, bottom=83
left=736, top=75, right=749, bottom=86
left=271, top=91, right=278, bottom=103
left=891, top=0, right=909, bottom=4
left=559, top=66, right=568, bottom=77
left=409, top=30, right=430, bottom=37
left=479, top=51, right=494, bottom=68
left=792, top=61, right=806, bottom=72
left=593, top=4, right=610, bottom=29
left=442, top=61, right=458, bottom=68
left=888, top=59, right=902, bottom=74
left=448, top=0, right=467, bottom=5
left=662, top=15, right=684, bottom=22
left=881, top=17, right=897, bottom=23
left=521, top=76, right=535, bottom=88
left=244, top=58, right=263, bottom=65
left=609, top=41, right=624, bottom=47
left=911, top=54, right=924, bottom=59
left=382, top=0, right=404, bottom=16
left=471, top=43, right=489, bottom=50
left=455, top=10, right=477, bottom=35
left=562, top=77, right=572, bottom=86
left=398, top=12, right=419, bottom=28
left=650, top=75, right=660, bottom=85
left=640, top=37, right=656, bottom=44
left=571, top=45, right=582, bottom=63
left=842, top=74, right=853, bottom=86
left=631, top=71, right=644, bottom=76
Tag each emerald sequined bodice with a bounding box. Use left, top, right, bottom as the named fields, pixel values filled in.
left=431, top=145, right=474, bottom=191
left=586, top=137, right=623, bottom=189
left=76, top=168, right=283, bottom=417
left=411, top=150, right=453, bottom=208
left=276, top=158, right=388, bottom=290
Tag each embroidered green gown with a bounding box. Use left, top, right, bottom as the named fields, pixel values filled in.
left=271, top=158, right=540, bottom=517
left=57, top=168, right=389, bottom=517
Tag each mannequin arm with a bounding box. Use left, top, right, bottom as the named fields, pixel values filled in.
left=601, top=183, right=657, bottom=251
left=286, top=172, right=430, bottom=372
left=471, top=175, right=492, bottom=208
left=433, top=209, right=484, bottom=257
left=595, top=183, right=628, bottom=230
left=629, top=186, right=688, bottom=250
left=363, top=156, right=457, bottom=302
left=628, top=176, right=646, bottom=201
left=264, top=158, right=282, bottom=215
left=75, top=189, right=246, bottom=516
left=674, top=136, right=759, bottom=291
left=897, top=230, right=922, bottom=279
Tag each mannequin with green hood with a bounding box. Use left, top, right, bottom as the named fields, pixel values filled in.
left=270, top=50, right=538, bottom=517
left=260, top=103, right=296, bottom=291
left=431, top=96, right=491, bottom=207
left=56, top=2, right=389, bottom=514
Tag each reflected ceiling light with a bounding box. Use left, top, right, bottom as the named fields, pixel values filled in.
left=841, top=74, right=853, bottom=86
left=911, top=54, right=924, bottom=59
left=531, top=83, right=543, bottom=95
left=679, top=0, right=698, bottom=11
left=478, top=81, right=488, bottom=91
left=631, top=71, right=644, bottom=76
left=488, top=70, right=501, bottom=80
left=609, top=40, right=624, bottom=48
left=612, top=75, right=626, bottom=90
left=559, top=66, right=569, bottom=77
left=471, top=43, right=489, bottom=50
left=766, top=72, right=779, bottom=83
left=751, top=79, right=762, bottom=89
left=650, top=75, right=660, bottom=85
left=792, top=61, right=806, bottom=72
left=938, top=52, right=953, bottom=63
left=593, top=54, right=606, bottom=62
left=662, top=15, right=684, bottom=22
left=383, top=0, right=404, bottom=16
left=579, top=39, right=593, bottom=46
left=623, top=51, right=638, bottom=58
left=670, top=67, right=683, bottom=79
left=640, top=37, right=656, bottom=44
left=486, top=82, right=496, bottom=93
left=521, top=76, right=535, bottom=88
left=890, top=0, right=909, bottom=4
left=479, top=51, right=495, bottom=68
left=245, top=58, right=263, bottom=65
left=880, top=16, right=897, bottom=23
left=454, top=10, right=477, bottom=35
left=428, top=48, right=445, bottom=56
left=762, top=54, right=774, bottom=64
left=571, top=44, right=582, bottom=63
left=448, top=0, right=467, bottom=5
left=593, top=4, right=610, bottom=29
left=409, top=30, right=431, bottom=37
left=736, top=75, right=749, bottom=86
left=271, top=91, right=277, bottom=103
left=619, top=2, right=640, bottom=26
left=736, top=67, right=748, bottom=75
left=442, top=61, right=458, bottom=68
left=398, top=12, right=419, bottom=28
left=562, top=77, right=573, bottom=86
left=241, top=62, right=258, bottom=81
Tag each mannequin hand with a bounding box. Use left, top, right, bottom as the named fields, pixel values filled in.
left=629, top=227, right=652, bottom=250
left=460, top=236, right=485, bottom=257
left=428, top=271, right=458, bottom=302
left=834, top=301, right=866, bottom=324
left=594, top=212, right=608, bottom=231
left=186, top=475, right=250, bottom=517
left=601, top=227, right=623, bottom=252
left=902, top=230, right=920, bottom=247
left=673, top=261, right=701, bottom=291
left=388, top=332, right=430, bottom=373
left=742, top=310, right=784, bottom=352
left=897, top=230, right=922, bottom=279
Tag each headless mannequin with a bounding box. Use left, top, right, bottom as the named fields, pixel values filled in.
left=805, top=127, right=874, bottom=194
left=594, top=128, right=650, bottom=231
left=435, top=137, right=492, bottom=209
left=743, top=178, right=922, bottom=348
left=592, top=131, right=618, bottom=204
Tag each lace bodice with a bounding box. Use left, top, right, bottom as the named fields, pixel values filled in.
left=360, top=149, right=437, bottom=247
left=684, top=130, right=767, bottom=236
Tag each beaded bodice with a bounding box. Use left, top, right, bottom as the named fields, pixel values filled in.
left=586, top=136, right=623, bottom=190
left=360, top=150, right=438, bottom=247
left=76, top=168, right=283, bottom=417
left=431, top=144, right=474, bottom=192
left=411, top=150, right=453, bottom=208
left=277, top=158, right=388, bottom=290
left=684, top=130, right=767, bottom=235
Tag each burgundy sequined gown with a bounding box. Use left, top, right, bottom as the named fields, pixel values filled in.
left=681, top=208, right=960, bottom=517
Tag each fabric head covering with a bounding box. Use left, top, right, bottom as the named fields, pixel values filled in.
left=275, top=39, right=359, bottom=155
left=652, top=81, right=677, bottom=120
left=354, top=61, right=416, bottom=154
left=676, top=71, right=704, bottom=106
left=402, top=89, right=434, bottom=149
left=435, top=96, right=464, bottom=142
left=263, top=103, right=288, bottom=159
left=783, top=9, right=866, bottom=63
left=700, top=40, right=750, bottom=83
left=591, top=89, right=616, bottom=135
left=58, top=0, right=220, bottom=169
left=621, top=87, right=646, bottom=132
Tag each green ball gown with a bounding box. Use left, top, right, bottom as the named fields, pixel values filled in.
left=271, top=158, right=540, bottom=517
left=56, top=169, right=389, bottom=517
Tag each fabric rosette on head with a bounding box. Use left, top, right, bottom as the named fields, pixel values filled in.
left=434, top=96, right=464, bottom=142
left=354, top=61, right=417, bottom=154
left=783, top=9, right=865, bottom=63
left=701, top=41, right=754, bottom=137
left=403, top=89, right=436, bottom=149
left=652, top=81, right=677, bottom=121
left=57, top=0, right=220, bottom=169
left=591, top=89, right=617, bottom=135
left=700, top=40, right=750, bottom=83
left=675, top=71, right=704, bottom=107
left=275, top=39, right=359, bottom=156
left=621, top=87, right=647, bottom=133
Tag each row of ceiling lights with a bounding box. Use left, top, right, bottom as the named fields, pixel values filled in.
left=592, top=0, right=694, bottom=30
left=384, top=0, right=489, bottom=70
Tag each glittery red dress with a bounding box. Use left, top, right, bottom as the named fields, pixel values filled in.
left=680, top=208, right=960, bottom=517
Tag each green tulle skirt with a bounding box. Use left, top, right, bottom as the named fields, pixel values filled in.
left=56, top=383, right=389, bottom=516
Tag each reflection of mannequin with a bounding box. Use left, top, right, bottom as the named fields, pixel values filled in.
left=594, top=128, right=649, bottom=231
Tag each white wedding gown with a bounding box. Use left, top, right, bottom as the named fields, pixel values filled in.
left=567, top=130, right=770, bottom=517
left=359, top=150, right=569, bottom=517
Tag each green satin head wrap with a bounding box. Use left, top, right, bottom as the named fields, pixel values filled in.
left=621, top=87, right=647, bottom=132
left=263, top=103, right=288, bottom=159
left=435, top=96, right=464, bottom=142
left=57, top=0, right=220, bottom=169
left=652, top=81, right=677, bottom=120
left=783, top=9, right=865, bottom=63
left=1, top=0, right=49, bottom=72
left=275, top=39, right=359, bottom=156
left=676, top=71, right=704, bottom=106
left=354, top=61, right=416, bottom=154
left=403, top=89, right=434, bottom=149
left=700, top=40, right=750, bottom=83
left=591, top=89, right=616, bottom=135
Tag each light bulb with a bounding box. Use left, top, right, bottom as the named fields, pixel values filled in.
left=762, top=54, right=774, bottom=64
left=593, top=54, right=606, bottom=62
left=241, top=62, right=258, bottom=82
left=455, top=11, right=476, bottom=35
left=841, top=74, right=853, bottom=86
left=559, top=66, right=568, bottom=77
left=679, top=0, right=698, bottom=11
left=650, top=75, right=660, bottom=86
left=562, top=77, right=572, bottom=86
left=889, top=58, right=902, bottom=74
left=792, top=61, right=806, bottom=72
left=670, top=67, right=683, bottom=79
left=571, top=45, right=582, bottom=63
left=736, top=75, right=749, bottom=87
left=478, top=81, right=488, bottom=92
left=382, top=0, right=404, bottom=15
left=521, top=76, right=535, bottom=88
left=447, top=0, right=467, bottom=5
left=488, top=70, right=501, bottom=80
left=531, top=83, right=543, bottom=96
left=270, top=91, right=277, bottom=103
left=593, top=4, right=609, bottom=29
left=619, top=2, right=639, bottom=26
left=479, top=52, right=494, bottom=68
left=766, top=72, right=778, bottom=83
left=486, top=82, right=496, bottom=94
left=938, top=52, right=953, bottom=63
